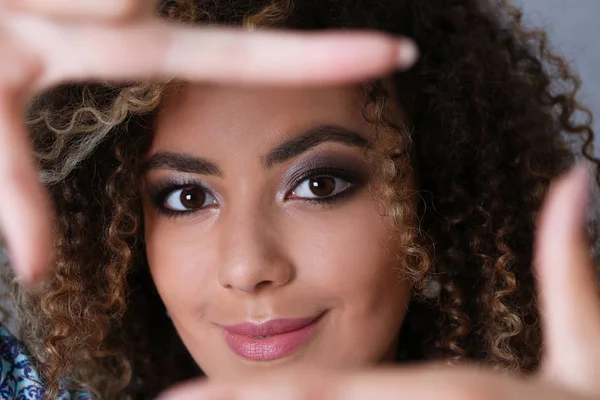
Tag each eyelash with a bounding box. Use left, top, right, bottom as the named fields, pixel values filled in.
left=148, top=178, right=212, bottom=218
left=286, top=167, right=359, bottom=204
left=148, top=168, right=361, bottom=218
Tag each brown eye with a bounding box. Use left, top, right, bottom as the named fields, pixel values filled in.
left=164, top=186, right=215, bottom=211
left=180, top=187, right=205, bottom=208
left=292, top=175, right=350, bottom=199
left=309, top=176, right=336, bottom=197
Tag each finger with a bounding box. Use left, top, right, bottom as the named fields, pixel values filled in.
left=536, top=165, right=600, bottom=393
left=0, top=91, right=53, bottom=285
left=20, top=21, right=418, bottom=88
left=2, top=0, right=152, bottom=21
left=156, top=367, right=573, bottom=400
left=0, top=32, right=52, bottom=285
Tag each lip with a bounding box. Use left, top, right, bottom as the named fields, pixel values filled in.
left=222, top=314, right=323, bottom=361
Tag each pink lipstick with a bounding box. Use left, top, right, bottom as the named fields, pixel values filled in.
left=222, top=315, right=321, bottom=361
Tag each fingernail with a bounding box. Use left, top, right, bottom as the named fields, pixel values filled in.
left=571, top=162, right=592, bottom=214
left=397, top=39, right=419, bottom=69
left=10, top=248, right=45, bottom=288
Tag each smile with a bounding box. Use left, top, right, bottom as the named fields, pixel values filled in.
left=222, top=313, right=324, bottom=361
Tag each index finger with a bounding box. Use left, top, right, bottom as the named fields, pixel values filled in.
left=17, top=20, right=419, bottom=88
left=0, top=36, right=53, bottom=285
left=0, top=91, right=53, bottom=285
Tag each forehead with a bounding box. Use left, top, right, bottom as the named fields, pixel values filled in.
left=151, top=84, right=372, bottom=154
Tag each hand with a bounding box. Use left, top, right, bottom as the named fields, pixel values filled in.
left=158, top=165, right=600, bottom=400
left=0, top=0, right=419, bottom=284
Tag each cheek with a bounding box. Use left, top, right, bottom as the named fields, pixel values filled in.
left=285, top=197, right=410, bottom=364
left=142, top=210, right=218, bottom=319
left=287, top=197, right=407, bottom=313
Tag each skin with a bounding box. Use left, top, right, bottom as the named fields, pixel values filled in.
left=142, top=84, right=411, bottom=377
left=0, top=0, right=416, bottom=285
left=3, top=2, right=599, bottom=399
left=161, top=165, right=600, bottom=400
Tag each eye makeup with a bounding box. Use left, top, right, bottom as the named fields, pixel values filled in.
left=280, top=153, right=370, bottom=205
left=144, top=176, right=217, bottom=218
left=143, top=151, right=371, bottom=218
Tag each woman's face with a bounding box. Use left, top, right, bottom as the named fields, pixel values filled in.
left=142, top=84, right=411, bottom=377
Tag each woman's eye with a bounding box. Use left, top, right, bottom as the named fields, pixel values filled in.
left=164, top=186, right=217, bottom=211
left=291, top=176, right=351, bottom=199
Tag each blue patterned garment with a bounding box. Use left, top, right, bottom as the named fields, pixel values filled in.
left=0, top=323, right=93, bottom=399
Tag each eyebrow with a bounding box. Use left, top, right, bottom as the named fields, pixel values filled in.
left=263, top=125, right=369, bottom=168
left=140, top=152, right=222, bottom=176
left=141, top=124, right=369, bottom=176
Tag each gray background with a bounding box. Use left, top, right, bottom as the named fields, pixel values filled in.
left=514, top=0, right=599, bottom=151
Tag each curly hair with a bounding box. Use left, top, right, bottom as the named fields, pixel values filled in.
left=9, top=0, right=599, bottom=398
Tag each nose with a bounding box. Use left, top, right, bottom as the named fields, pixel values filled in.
left=218, top=209, right=294, bottom=294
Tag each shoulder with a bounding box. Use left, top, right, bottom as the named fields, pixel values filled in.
left=0, top=323, right=93, bottom=400
left=0, top=323, right=46, bottom=399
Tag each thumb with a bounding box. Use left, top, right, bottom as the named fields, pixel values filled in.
left=536, top=164, right=600, bottom=394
